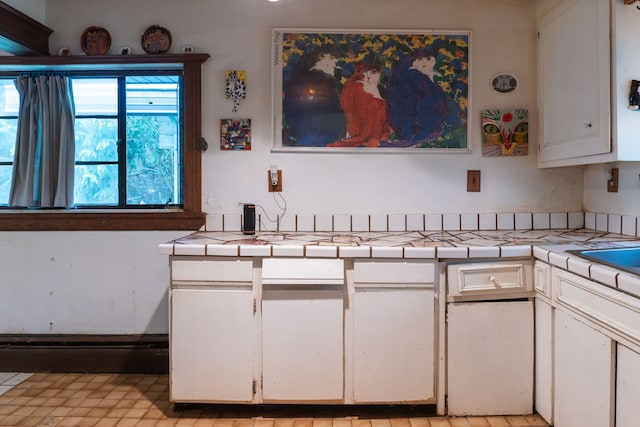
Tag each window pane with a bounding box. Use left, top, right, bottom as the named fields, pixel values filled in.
left=73, top=78, right=117, bottom=115
left=74, top=118, right=118, bottom=162
left=126, top=75, right=178, bottom=114
left=126, top=115, right=180, bottom=205
left=74, top=164, right=118, bottom=205
left=0, top=118, right=17, bottom=162
left=0, top=79, right=18, bottom=116
left=125, top=75, right=181, bottom=206
left=0, top=165, right=12, bottom=205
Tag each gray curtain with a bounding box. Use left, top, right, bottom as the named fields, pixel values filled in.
left=9, top=74, right=75, bottom=208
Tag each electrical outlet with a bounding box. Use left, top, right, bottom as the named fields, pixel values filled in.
left=607, top=168, right=619, bottom=193
left=467, top=170, right=481, bottom=192
left=268, top=169, right=282, bottom=192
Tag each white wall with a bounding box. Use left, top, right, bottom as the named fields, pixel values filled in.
left=0, top=0, right=586, bottom=335
left=3, top=0, right=45, bottom=22
left=0, top=231, right=185, bottom=334
left=45, top=0, right=584, bottom=217
left=584, top=162, right=640, bottom=216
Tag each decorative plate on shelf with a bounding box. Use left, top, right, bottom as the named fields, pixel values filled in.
left=80, top=26, right=111, bottom=55
left=141, top=25, right=172, bottom=54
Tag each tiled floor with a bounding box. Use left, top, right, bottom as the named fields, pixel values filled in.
left=0, top=372, right=550, bottom=427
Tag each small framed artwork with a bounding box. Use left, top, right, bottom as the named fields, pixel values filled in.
left=220, top=118, right=251, bottom=150
left=490, top=73, right=518, bottom=94
left=481, top=109, right=528, bottom=157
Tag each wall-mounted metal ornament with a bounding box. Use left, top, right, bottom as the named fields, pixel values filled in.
left=490, top=73, right=518, bottom=94
left=225, top=70, right=247, bottom=113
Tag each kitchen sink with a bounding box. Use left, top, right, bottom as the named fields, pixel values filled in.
left=568, top=247, right=640, bottom=275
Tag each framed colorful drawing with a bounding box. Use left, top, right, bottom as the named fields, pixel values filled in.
left=271, top=28, right=471, bottom=152
left=220, top=118, right=251, bottom=151
left=481, top=109, right=528, bottom=157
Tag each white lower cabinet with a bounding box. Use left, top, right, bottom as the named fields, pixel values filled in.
left=350, top=260, right=436, bottom=403
left=261, top=288, right=344, bottom=401
left=169, top=256, right=438, bottom=406
left=261, top=258, right=345, bottom=402
left=170, top=287, right=256, bottom=402
left=447, top=300, right=533, bottom=416
left=534, top=298, right=553, bottom=424
left=352, top=287, right=434, bottom=403
left=540, top=265, right=640, bottom=427
left=616, top=344, right=640, bottom=427
left=554, top=309, right=614, bottom=427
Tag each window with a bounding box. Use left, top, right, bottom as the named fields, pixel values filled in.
left=0, top=73, right=182, bottom=208
left=0, top=79, right=18, bottom=205
left=0, top=54, right=208, bottom=230
left=72, top=74, right=182, bottom=207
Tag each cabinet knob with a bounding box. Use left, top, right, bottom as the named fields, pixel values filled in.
left=585, top=122, right=593, bottom=128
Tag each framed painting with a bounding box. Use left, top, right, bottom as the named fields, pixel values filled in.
left=271, top=28, right=471, bottom=152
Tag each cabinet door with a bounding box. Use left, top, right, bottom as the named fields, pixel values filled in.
left=262, top=288, right=344, bottom=401
left=352, top=287, right=434, bottom=403
left=447, top=300, right=534, bottom=416
left=616, top=344, right=640, bottom=427
left=534, top=299, right=553, bottom=424
left=554, top=310, right=614, bottom=427
left=170, top=288, right=255, bottom=402
left=538, top=0, right=610, bottom=164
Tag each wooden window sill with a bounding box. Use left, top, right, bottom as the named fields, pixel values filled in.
left=0, top=210, right=206, bottom=231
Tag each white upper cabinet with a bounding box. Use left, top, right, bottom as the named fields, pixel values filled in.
left=538, top=0, right=611, bottom=167
left=538, top=0, right=640, bottom=167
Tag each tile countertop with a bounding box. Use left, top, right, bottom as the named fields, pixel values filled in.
left=160, top=228, right=640, bottom=298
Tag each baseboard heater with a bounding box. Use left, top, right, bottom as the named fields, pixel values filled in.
left=0, top=334, right=168, bottom=374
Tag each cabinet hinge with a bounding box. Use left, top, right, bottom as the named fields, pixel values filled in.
left=253, top=298, right=257, bottom=315
left=252, top=379, right=257, bottom=395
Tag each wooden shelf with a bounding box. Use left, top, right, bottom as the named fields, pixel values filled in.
left=0, top=53, right=210, bottom=71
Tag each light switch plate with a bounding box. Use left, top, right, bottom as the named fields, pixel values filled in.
left=467, top=170, right=481, bottom=192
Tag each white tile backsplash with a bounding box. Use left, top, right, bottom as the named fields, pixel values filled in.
left=369, top=214, right=388, bottom=232
left=315, top=214, right=333, bottom=232
left=550, top=212, right=568, bottom=229
left=296, top=214, right=315, bottom=232
left=514, top=213, right=532, bottom=230
left=443, top=213, right=461, bottom=231
left=351, top=214, right=370, bottom=232
left=406, top=214, right=424, bottom=231
left=595, top=213, right=609, bottom=232
left=479, top=213, right=497, bottom=230
left=205, top=214, right=223, bottom=232
left=608, top=214, right=622, bottom=234
left=204, top=210, right=640, bottom=237
left=333, top=214, right=351, bottom=232
left=425, top=214, right=443, bottom=231
left=533, top=213, right=550, bottom=230
left=460, top=213, right=478, bottom=231
left=388, top=214, right=406, bottom=232
left=277, top=214, right=297, bottom=232
left=622, top=215, right=637, bottom=237
left=223, top=213, right=242, bottom=232
left=497, top=213, right=515, bottom=230
left=568, top=212, right=584, bottom=229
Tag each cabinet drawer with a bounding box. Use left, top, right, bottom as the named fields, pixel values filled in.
left=262, top=258, right=344, bottom=285
left=448, top=260, right=533, bottom=299
left=534, top=261, right=552, bottom=298
left=171, top=257, right=253, bottom=282
left=353, top=260, right=434, bottom=284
